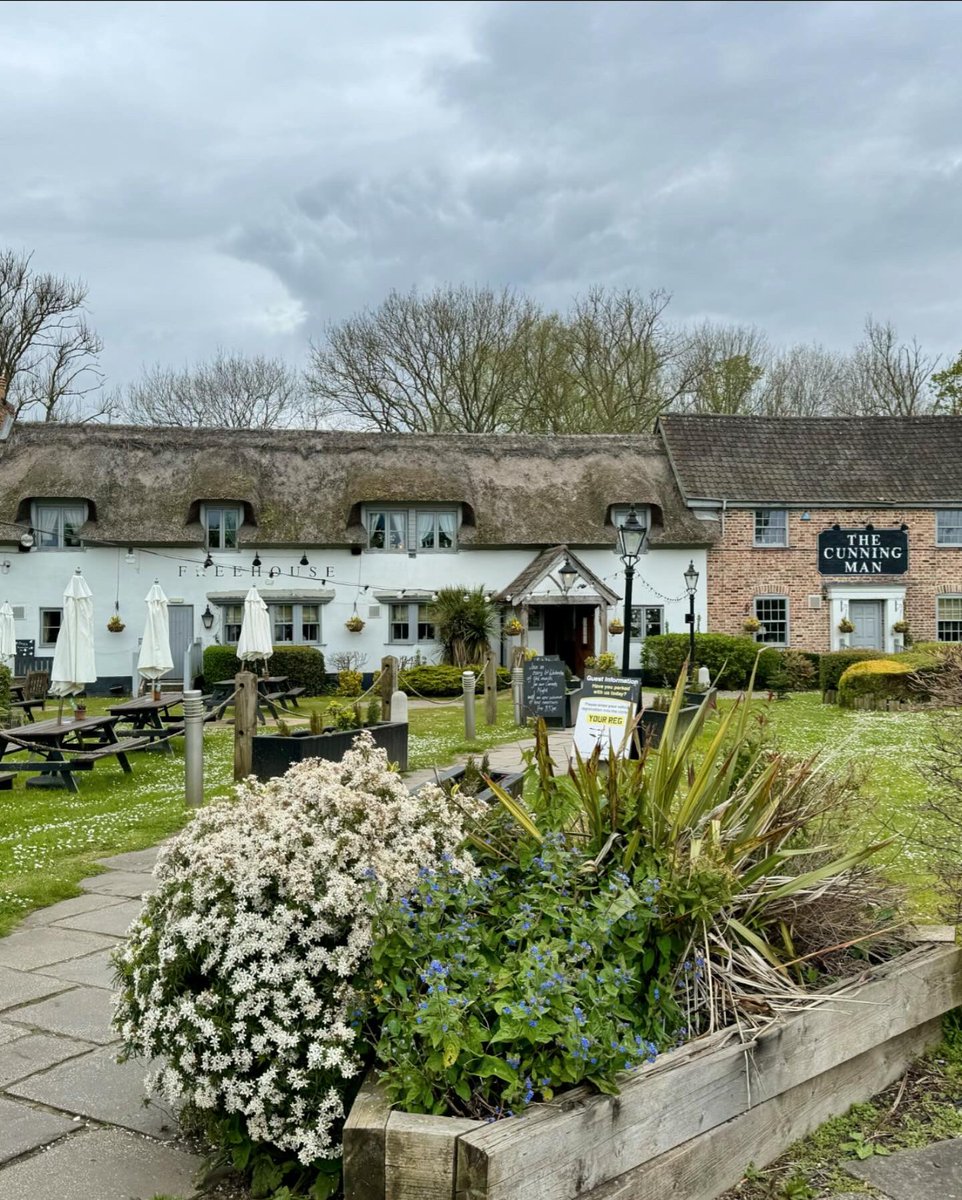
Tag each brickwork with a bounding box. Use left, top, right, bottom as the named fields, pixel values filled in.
left=707, top=508, right=962, bottom=651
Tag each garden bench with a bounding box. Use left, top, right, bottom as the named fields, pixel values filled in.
left=9, top=697, right=46, bottom=723
left=69, top=736, right=151, bottom=764
left=281, top=686, right=306, bottom=707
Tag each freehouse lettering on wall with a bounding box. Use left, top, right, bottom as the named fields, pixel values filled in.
left=817, top=526, right=909, bottom=576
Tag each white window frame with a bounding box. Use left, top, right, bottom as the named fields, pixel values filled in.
left=31, top=501, right=87, bottom=551
left=754, top=509, right=788, bottom=548
left=753, top=595, right=789, bottom=646
left=221, top=601, right=321, bottom=646
left=222, top=604, right=243, bottom=644
left=937, top=595, right=962, bottom=642
left=203, top=505, right=242, bottom=551
left=936, top=510, right=962, bottom=547
left=365, top=506, right=459, bottom=553
left=40, top=607, right=63, bottom=648
left=388, top=601, right=437, bottom=645
left=629, top=605, right=664, bottom=640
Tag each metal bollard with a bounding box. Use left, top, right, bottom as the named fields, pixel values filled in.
left=462, top=671, right=476, bottom=742
left=512, top=665, right=524, bottom=726
left=183, top=689, right=205, bottom=807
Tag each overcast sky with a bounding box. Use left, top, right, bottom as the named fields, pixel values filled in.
left=2, top=0, right=961, bottom=389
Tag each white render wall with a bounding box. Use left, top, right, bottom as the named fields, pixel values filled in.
left=9, top=542, right=707, bottom=684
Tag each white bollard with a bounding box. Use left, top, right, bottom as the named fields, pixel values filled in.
left=183, top=689, right=205, bottom=807
left=697, top=665, right=711, bottom=689
left=390, top=689, right=408, bottom=725
left=462, top=671, right=476, bottom=742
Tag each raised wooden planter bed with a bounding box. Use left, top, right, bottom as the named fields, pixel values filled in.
left=431, top=764, right=525, bottom=805
left=250, top=721, right=408, bottom=781
left=343, top=941, right=961, bottom=1200
left=636, top=704, right=698, bottom=749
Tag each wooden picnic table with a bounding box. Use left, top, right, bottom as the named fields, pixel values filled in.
left=108, top=693, right=185, bottom=755
left=0, top=714, right=148, bottom=792
left=209, top=676, right=290, bottom=723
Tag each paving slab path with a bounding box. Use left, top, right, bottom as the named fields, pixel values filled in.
left=0, top=845, right=203, bottom=1200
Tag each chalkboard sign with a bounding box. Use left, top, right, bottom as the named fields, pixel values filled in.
left=15, top=639, right=34, bottom=658
left=523, top=656, right=567, bottom=721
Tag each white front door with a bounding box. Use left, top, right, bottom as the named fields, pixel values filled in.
left=849, top=600, right=883, bottom=650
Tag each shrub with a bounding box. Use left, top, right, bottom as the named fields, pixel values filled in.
left=0, top=664, right=10, bottom=721
left=337, top=669, right=362, bottom=697
left=819, top=649, right=890, bottom=694
left=113, top=734, right=479, bottom=1190
left=399, top=664, right=511, bottom=697
left=777, top=649, right=819, bottom=691
left=201, top=644, right=327, bottom=695
left=641, top=633, right=761, bottom=689
left=431, top=587, right=498, bottom=666
left=584, top=652, right=617, bottom=674
left=366, top=697, right=382, bottom=725
left=837, top=653, right=938, bottom=708
left=325, top=699, right=360, bottom=730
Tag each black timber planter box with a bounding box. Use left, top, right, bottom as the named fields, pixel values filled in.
left=637, top=705, right=699, bottom=749
left=251, top=721, right=409, bottom=781
left=683, top=687, right=718, bottom=710
left=431, top=764, right=525, bottom=805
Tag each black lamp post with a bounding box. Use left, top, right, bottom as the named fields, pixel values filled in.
left=617, top=507, right=648, bottom=676
left=684, top=559, right=699, bottom=682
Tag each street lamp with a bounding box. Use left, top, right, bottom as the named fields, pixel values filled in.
left=684, top=559, right=699, bottom=682
left=617, top=507, right=649, bottom=676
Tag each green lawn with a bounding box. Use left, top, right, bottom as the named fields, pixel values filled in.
left=0, top=689, right=947, bottom=935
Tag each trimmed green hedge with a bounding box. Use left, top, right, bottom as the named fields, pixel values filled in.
left=819, top=649, right=891, bottom=694
left=202, top=644, right=328, bottom=695
left=398, top=664, right=511, bottom=697
left=837, top=653, right=936, bottom=708
left=641, top=634, right=781, bottom=690
left=0, top=664, right=10, bottom=719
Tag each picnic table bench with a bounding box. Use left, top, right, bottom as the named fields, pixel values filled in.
left=208, top=677, right=293, bottom=724
left=108, top=692, right=186, bottom=755
left=0, top=715, right=149, bottom=792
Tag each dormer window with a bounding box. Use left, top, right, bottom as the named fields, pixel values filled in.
left=365, top=506, right=459, bottom=553
left=204, top=505, right=242, bottom=551
left=610, top=506, right=650, bottom=536
left=32, top=501, right=87, bottom=550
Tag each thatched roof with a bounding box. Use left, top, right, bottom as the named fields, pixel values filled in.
left=660, top=414, right=962, bottom=505
left=0, top=423, right=711, bottom=549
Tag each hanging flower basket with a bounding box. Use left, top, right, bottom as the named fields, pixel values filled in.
left=107, top=614, right=126, bottom=633
left=504, top=618, right=524, bottom=637
left=742, top=616, right=762, bottom=633
left=608, top=618, right=625, bottom=635
left=345, top=615, right=365, bottom=633
left=838, top=617, right=855, bottom=634
left=892, top=620, right=910, bottom=635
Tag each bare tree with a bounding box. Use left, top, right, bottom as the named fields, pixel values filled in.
left=676, top=323, right=769, bottom=414
left=839, top=317, right=938, bottom=416
left=306, top=285, right=544, bottom=433
left=0, top=248, right=109, bottom=422
left=758, top=344, right=849, bottom=417
left=123, top=350, right=310, bottom=428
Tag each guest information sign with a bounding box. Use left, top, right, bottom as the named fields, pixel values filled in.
left=817, top=527, right=908, bottom=576
left=572, top=676, right=642, bottom=761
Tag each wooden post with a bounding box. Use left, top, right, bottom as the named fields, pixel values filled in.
left=233, top=670, right=257, bottom=781
left=380, top=656, right=398, bottom=723
left=484, top=656, right=498, bottom=726
left=599, top=605, right=609, bottom=653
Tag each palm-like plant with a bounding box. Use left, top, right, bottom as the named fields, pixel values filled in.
left=430, top=587, right=498, bottom=666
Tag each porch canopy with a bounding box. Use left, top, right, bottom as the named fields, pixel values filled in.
left=494, top=546, right=619, bottom=608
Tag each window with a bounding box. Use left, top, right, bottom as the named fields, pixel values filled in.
left=526, top=608, right=543, bottom=631
left=302, top=605, right=319, bottom=642
left=388, top=601, right=437, bottom=644
left=754, top=510, right=788, bottom=547
left=937, top=596, right=962, bottom=641
left=629, top=606, right=664, bottom=640
left=272, top=604, right=294, bottom=643
left=417, top=604, right=436, bottom=642
left=753, top=596, right=789, bottom=645
left=33, top=502, right=86, bottom=550
left=205, top=506, right=241, bottom=550
left=40, top=608, right=62, bottom=647
left=416, top=511, right=457, bottom=550
left=936, top=511, right=962, bottom=547
left=223, top=604, right=243, bottom=644
left=611, top=506, right=650, bottom=534
left=390, top=603, right=410, bottom=642
left=367, top=510, right=407, bottom=552
left=366, top=507, right=458, bottom=552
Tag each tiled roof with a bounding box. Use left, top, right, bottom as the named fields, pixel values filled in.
left=659, top=415, right=962, bottom=505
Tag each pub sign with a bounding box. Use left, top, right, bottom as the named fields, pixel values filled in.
left=817, top=526, right=908, bottom=576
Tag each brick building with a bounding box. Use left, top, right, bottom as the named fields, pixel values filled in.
left=659, top=416, right=962, bottom=654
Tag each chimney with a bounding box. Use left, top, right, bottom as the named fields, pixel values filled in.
left=0, top=375, right=15, bottom=442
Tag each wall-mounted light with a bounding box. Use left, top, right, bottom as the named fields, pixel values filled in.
left=203, top=553, right=213, bottom=569
left=557, top=557, right=578, bottom=595
left=0, top=560, right=10, bottom=575
left=252, top=551, right=262, bottom=569
left=201, top=604, right=215, bottom=630
left=125, top=547, right=136, bottom=564
left=18, top=529, right=33, bottom=551
left=299, top=552, right=309, bottom=566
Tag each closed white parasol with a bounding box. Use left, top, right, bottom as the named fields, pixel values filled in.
left=137, top=580, right=174, bottom=694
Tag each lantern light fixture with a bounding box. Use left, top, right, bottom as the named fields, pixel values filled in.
left=201, top=604, right=215, bottom=630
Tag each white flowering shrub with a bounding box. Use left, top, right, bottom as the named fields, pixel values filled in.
left=113, top=733, right=477, bottom=1167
